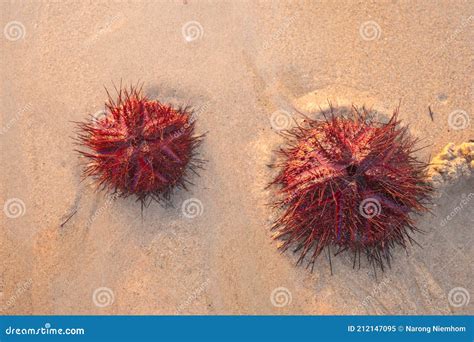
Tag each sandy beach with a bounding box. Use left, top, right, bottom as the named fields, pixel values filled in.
left=1, top=0, right=472, bottom=315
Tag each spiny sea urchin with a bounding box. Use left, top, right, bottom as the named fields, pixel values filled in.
left=76, top=84, right=204, bottom=206
left=270, top=105, right=432, bottom=271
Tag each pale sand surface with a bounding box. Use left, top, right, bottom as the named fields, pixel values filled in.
left=1, top=1, right=473, bottom=314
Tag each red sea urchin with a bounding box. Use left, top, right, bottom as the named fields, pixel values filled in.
left=76, top=85, right=204, bottom=206
left=270, top=105, right=432, bottom=271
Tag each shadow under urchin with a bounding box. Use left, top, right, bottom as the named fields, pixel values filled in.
left=269, top=105, right=433, bottom=272
left=76, top=83, right=204, bottom=208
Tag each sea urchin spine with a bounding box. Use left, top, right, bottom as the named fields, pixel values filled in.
left=77, top=84, right=204, bottom=206
left=270, top=105, right=432, bottom=271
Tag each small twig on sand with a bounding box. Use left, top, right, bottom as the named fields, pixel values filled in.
left=428, top=106, right=434, bottom=122
left=60, top=209, right=77, bottom=227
